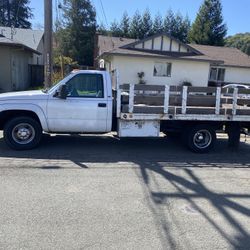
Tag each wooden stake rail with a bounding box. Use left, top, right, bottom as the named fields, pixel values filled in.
left=117, top=84, right=250, bottom=121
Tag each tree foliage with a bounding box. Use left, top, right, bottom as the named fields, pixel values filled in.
left=226, top=33, right=250, bottom=56
left=108, top=9, right=191, bottom=42
left=141, top=8, right=153, bottom=38
left=188, top=0, right=227, bottom=46
left=0, top=0, right=33, bottom=28
left=110, top=20, right=122, bottom=37
left=164, top=10, right=190, bottom=43
left=153, top=12, right=163, bottom=34
left=129, top=10, right=142, bottom=39
left=57, top=0, right=96, bottom=66
left=120, top=11, right=130, bottom=37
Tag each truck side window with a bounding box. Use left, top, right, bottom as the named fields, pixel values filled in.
left=66, top=74, right=104, bottom=98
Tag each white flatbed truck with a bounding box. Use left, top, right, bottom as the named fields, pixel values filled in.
left=0, top=70, right=249, bottom=153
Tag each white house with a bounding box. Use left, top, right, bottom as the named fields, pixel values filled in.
left=96, top=33, right=250, bottom=87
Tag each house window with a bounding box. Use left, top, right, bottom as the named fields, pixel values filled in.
left=209, top=67, right=226, bottom=82
left=154, top=62, right=172, bottom=77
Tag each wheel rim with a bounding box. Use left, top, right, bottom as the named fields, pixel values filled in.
left=12, top=123, right=36, bottom=145
left=193, top=130, right=212, bottom=149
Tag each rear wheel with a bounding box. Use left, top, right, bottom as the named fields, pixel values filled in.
left=4, top=116, right=42, bottom=150
left=185, top=125, right=216, bottom=153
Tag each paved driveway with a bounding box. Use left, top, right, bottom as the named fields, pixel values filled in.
left=0, top=132, right=250, bottom=250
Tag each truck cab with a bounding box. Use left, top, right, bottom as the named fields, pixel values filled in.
left=0, top=70, right=113, bottom=150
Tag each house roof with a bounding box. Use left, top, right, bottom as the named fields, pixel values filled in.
left=189, top=44, right=250, bottom=68
left=0, top=26, right=43, bottom=51
left=98, top=35, right=221, bottom=64
left=98, top=35, right=136, bottom=56
left=98, top=34, right=250, bottom=68
left=0, top=35, right=41, bottom=55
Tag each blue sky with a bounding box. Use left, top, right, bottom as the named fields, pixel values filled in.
left=30, top=0, right=250, bottom=36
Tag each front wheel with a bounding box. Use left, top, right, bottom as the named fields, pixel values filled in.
left=185, top=125, right=216, bottom=153
left=4, top=116, right=42, bottom=150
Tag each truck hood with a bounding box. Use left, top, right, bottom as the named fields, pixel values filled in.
left=0, top=90, right=48, bottom=101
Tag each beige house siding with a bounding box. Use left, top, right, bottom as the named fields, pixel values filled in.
left=224, top=67, right=250, bottom=84
left=111, top=55, right=210, bottom=87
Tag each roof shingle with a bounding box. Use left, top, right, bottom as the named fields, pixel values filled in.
left=189, top=44, right=250, bottom=68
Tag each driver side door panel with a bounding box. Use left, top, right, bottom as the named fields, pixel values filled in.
left=47, top=73, right=108, bottom=133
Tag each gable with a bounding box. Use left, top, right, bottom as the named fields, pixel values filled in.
left=122, top=34, right=199, bottom=54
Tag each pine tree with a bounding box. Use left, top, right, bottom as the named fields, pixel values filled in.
left=171, top=13, right=190, bottom=43
left=188, top=0, right=227, bottom=46
left=163, top=10, right=190, bottom=42
left=120, top=11, right=130, bottom=37
left=96, top=22, right=108, bottom=35
left=60, top=0, right=96, bottom=66
left=110, top=20, right=122, bottom=37
left=0, top=0, right=33, bottom=28
left=163, top=9, right=175, bottom=34
left=141, top=8, right=153, bottom=38
left=153, top=12, right=164, bottom=34
left=129, top=10, right=142, bottom=39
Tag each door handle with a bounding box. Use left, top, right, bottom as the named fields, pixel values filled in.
left=98, top=103, right=107, bottom=108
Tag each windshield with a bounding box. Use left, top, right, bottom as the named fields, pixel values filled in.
left=43, top=73, right=74, bottom=94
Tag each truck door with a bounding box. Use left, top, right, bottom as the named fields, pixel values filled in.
left=47, top=73, right=108, bottom=133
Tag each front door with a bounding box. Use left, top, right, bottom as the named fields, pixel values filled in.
left=47, top=73, right=108, bottom=133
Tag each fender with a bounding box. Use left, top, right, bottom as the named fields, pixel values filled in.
left=1, top=103, right=49, bottom=131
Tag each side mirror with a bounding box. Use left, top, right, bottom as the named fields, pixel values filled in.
left=57, top=84, right=68, bottom=99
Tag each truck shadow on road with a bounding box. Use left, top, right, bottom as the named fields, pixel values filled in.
left=0, top=134, right=250, bottom=249
left=0, top=134, right=250, bottom=166
left=136, top=161, right=250, bottom=249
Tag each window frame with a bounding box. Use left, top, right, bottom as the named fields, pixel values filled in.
left=153, top=62, right=172, bottom=77
left=209, top=67, right=226, bottom=82
left=65, top=73, right=105, bottom=99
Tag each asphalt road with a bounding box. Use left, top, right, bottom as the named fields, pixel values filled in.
left=0, top=132, right=250, bottom=250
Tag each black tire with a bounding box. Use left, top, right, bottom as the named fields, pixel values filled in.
left=185, top=125, right=216, bottom=153
left=4, top=116, right=42, bottom=150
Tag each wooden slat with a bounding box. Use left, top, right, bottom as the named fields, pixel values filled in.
left=133, top=106, right=163, bottom=114
left=236, top=109, right=250, bottom=115
left=237, top=99, right=250, bottom=106
left=226, top=109, right=250, bottom=116
left=222, top=88, right=250, bottom=94
left=123, top=95, right=217, bottom=107
left=221, top=88, right=229, bottom=94
left=134, top=84, right=165, bottom=91
left=122, top=106, right=164, bottom=114
left=119, top=83, right=130, bottom=90
left=188, top=87, right=217, bottom=93
left=221, top=98, right=233, bottom=104
left=169, top=86, right=182, bottom=92
left=122, top=105, right=176, bottom=114
left=177, top=108, right=226, bottom=115
left=237, top=89, right=250, bottom=94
